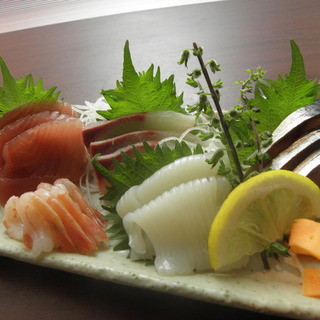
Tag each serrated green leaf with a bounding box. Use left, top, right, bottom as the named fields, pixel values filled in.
left=113, top=238, right=130, bottom=251
left=107, top=223, right=125, bottom=234
left=104, top=213, right=122, bottom=221
left=227, top=40, right=320, bottom=166
left=252, top=40, right=320, bottom=133
left=109, top=232, right=128, bottom=241
left=0, top=57, right=60, bottom=116
left=99, top=41, right=185, bottom=120
left=92, top=141, right=203, bottom=250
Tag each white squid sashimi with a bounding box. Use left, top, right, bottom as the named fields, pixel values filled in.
left=116, top=152, right=228, bottom=218
left=123, top=176, right=231, bottom=275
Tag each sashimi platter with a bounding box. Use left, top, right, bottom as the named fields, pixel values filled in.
left=1, top=39, right=320, bottom=319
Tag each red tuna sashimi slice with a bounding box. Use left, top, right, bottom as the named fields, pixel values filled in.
left=0, top=111, right=70, bottom=166
left=95, top=141, right=158, bottom=192
left=82, top=111, right=195, bottom=148
left=1, top=118, right=87, bottom=180
left=0, top=175, right=57, bottom=206
left=89, top=130, right=175, bottom=156
left=0, top=100, right=76, bottom=130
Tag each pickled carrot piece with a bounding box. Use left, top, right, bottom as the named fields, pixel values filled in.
left=303, top=268, right=320, bottom=297
left=289, top=219, right=320, bottom=259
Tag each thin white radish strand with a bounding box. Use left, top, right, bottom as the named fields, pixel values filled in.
left=72, top=97, right=109, bottom=126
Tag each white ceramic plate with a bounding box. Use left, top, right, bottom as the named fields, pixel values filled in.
left=0, top=221, right=319, bottom=319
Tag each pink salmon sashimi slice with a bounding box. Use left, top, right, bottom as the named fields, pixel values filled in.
left=89, top=130, right=180, bottom=157
left=95, top=141, right=158, bottom=192
left=0, top=100, right=76, bottom=130
left=82, top=111, right=196, bottom=148
left=1, top=118, right=87, bottom=180
left=0, top=111, right=70, bottom=167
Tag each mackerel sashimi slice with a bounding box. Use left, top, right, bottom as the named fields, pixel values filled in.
left=0, top=100, right=76, bottom=130
left=1, top=118, right=87, bottom=180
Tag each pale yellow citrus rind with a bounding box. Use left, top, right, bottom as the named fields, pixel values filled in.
left=208, top=170, right=320, bottom=271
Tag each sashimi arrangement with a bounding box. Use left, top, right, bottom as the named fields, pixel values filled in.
left=0, top=39, right=320, bottom=305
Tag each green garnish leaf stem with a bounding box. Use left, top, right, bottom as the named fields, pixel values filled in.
left=192, top=42, right=244, bottom=182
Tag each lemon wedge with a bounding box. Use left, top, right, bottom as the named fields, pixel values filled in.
left=208, top=170, right=320, bottom=271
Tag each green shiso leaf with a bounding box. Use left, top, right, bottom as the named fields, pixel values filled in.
left=99, top=40, right=185, bottom=120
left=92, top=141, right=204, bottom=250
left=253, top=40, right=320, bottom=133
left=227, top=40, right=320, bottom=164
left=0, top=57, right=60, bottom=117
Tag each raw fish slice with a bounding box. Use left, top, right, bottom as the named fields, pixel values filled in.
left=1, top=118, right=87, bottom=180
left=89, top=130, right=177, bottom=156
left=30, top=192, right=76, bottom=253
left=3, top=196, right=24, bottom=241
left=0, top=175, right=56, bottom=206
left=265, top=101, right=320, bottom=159
left=53, top=178, right=105, bottom=227
left=95, top=141, right=158, bottom=192
left=0, top=111, right=70, bottom=166
left=0, top=100, right=76, bottom=130
left=3, top=179, right=107, bottom=256
left=96, top=141, right=158, bottom=171
left=294, top=150, right=320, bottom=187
left=82, top=111, right=195, bottom=148
left=36, top=187, right=98, bottom=254
left=116, top=153, right=225, bottom=218
left=123, top=177, right=231, bottom=275
left=53, top=187, right=107, bottom=244
left=271, top=129, right=320, bottom=171
left=17, top=192, right=57, bottom=255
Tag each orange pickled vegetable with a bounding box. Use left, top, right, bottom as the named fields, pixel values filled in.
left=289, top=219, right=320, bottom=260
left=303, top=268, right=320, bottom=297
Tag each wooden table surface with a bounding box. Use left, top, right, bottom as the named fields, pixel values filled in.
left=0, top=0, right=319, bottom=319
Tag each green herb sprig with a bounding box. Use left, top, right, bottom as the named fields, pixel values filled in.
left=0, top=57, right=60, bottom=116
left=178, top=40, right=320, bottom=268
left=99, top=41, right=184, bottom=120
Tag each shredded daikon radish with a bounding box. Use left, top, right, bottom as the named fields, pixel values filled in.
left=72, top=96, right=110, bottom=126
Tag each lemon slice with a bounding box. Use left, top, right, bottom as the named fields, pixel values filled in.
left=208, top=170, right=320, bottom=271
